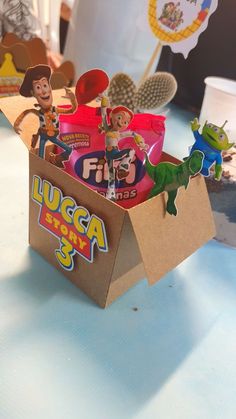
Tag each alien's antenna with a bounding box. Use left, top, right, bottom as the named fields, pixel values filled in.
left=221, top=120, right=228, bottom=129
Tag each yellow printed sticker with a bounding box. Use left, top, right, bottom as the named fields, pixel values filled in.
left=32, top=176, right=108, bottom=271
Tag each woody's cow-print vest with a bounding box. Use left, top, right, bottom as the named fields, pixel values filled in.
left=38, top=106, right=59, bottom=131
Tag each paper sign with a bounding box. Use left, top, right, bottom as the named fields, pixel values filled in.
left=148, top=0, right=218, bottom=57
left=32, top=176, right=108, bottom=271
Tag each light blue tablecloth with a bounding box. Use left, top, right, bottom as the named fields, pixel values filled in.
left=0, top=106, right=236, bottom=419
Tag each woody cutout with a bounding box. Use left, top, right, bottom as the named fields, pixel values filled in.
left=99, top=95, right=148, bottom=201
left=14, top=64, right=77, bottom=168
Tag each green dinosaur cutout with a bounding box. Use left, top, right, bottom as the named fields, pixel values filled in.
left=145, top=150, right=204, bottom=216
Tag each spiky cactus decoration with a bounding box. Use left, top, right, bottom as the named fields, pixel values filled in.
left=107, top=73, right=136, bottom=111
left=136, top=72, right=177, bottom=111
left=108, top=72, right=177, bottom=113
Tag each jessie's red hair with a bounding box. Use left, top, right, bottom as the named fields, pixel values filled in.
left=110, top=106, right=133, bottom=121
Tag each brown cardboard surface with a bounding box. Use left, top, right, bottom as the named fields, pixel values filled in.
left=0, top=43, right=31, bottom=72
left=56, top=61, right=75, bottom=85
left=3, top=33, right=48, bottom=66
left=111, top=213, right=143, bottom=282
left=3, top=34, right=75, bottom=87
left=128, top=170, right=216, bottom=285
left=29, top=152, right=126, bottom=307
left=105, top=213, right=145, bottom=305
left=51, top=72, right=69, bottom=89
left=105, top=263, right=145, bottom=307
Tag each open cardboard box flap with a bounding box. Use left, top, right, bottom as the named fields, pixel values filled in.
left=1, top=91, right=216, bottom=304
left=128, top=173, right=215, bottom=285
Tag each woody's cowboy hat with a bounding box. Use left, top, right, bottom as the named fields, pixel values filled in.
left=19, top=64, right=52, bottom=97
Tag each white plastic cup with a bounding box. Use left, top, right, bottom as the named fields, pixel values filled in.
left=200, top=76, right=236, bottom=141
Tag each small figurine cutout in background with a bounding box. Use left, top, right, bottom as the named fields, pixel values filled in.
left=99, top=94, right=148, bottom=201
left=14, top=64, right=77, bottom=168
left=145, top=150, right=204, bottom=216
left=189, top=118, right=234, bottom=180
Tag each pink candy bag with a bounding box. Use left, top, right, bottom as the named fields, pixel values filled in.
left=58, top=105, right=165, bottom=209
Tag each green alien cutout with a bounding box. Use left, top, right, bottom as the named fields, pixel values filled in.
left=145, top=150, right=204, bottom=216
left=189, top=118, right=234, bottom=180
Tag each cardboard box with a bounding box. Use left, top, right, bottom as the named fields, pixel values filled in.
left=1, top=91, right=216, bottom=308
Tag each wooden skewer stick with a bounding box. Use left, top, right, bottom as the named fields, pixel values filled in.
left=138, top=41, right=163, bottom=87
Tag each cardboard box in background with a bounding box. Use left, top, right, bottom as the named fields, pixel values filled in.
left=1, top=91, right=216, bottom=308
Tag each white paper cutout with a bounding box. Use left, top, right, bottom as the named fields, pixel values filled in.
left=149, top=0, right=219, bottom=58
